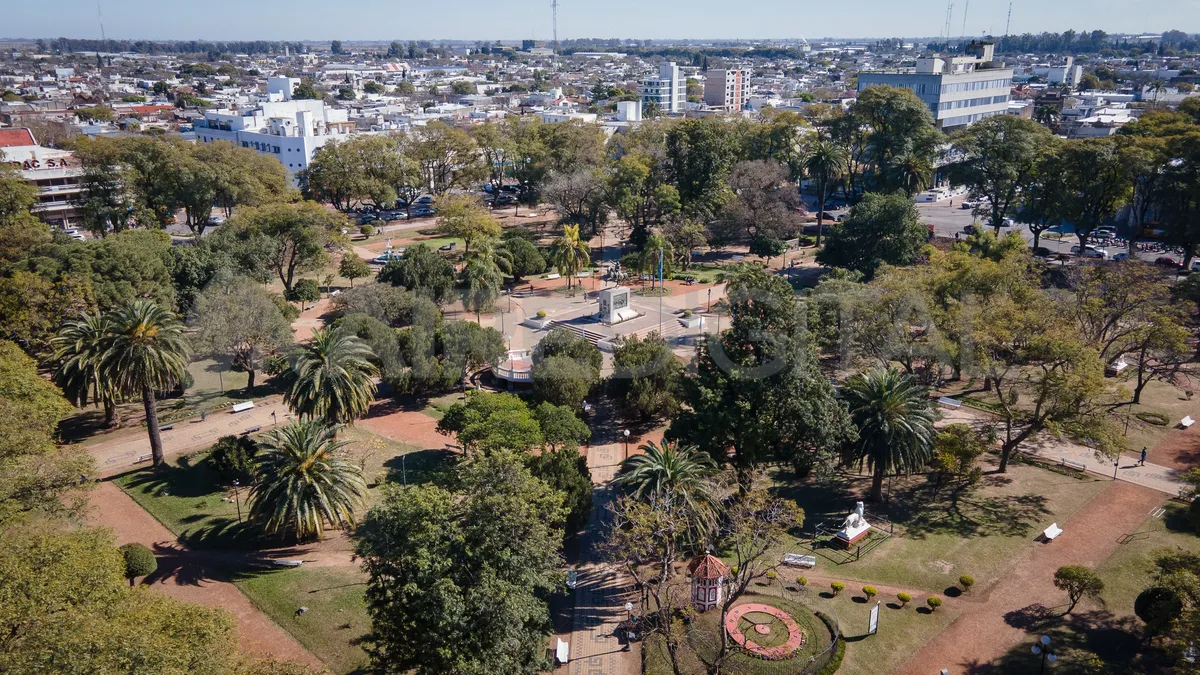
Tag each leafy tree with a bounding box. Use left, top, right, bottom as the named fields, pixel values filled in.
left=192, top=274, right=292, bottom=389
left=526, top=447, right=593, bottom=533
left=931, top=423, right=986, bottom=490
left=1135, top=586, right=1183, bottom=638
left=249, top=419, right=366, bottom=540
left=1016, top=138, right=1068, bottom=251
left=206, top=434, right=259, bottom=484
left=950, top=116, right=1050, bottom=233
left=849, top=85, right=940, bottom=193
left=749, top=234, right=786, bottom=266
left=100, top=300, right=190, bottom=466
left=86, top=229, right=176, bottom=310
left=0, top=341, right=93, bottom=524
left=355, top=452, right=565, bottom=674
left=282, top=326, right=378, bottom=425
left=500, top=237, right=546, bottom=281
left=338, top=254, right=371, bottom=288
left=665, top=117, right=739, bottom=219
left=210, top=201, right=345, bottom=293
left=723, top=159, right=802, bottom=241
left=551, top=223, right=590, bottom=287
left=607, top=333, right=682, bottom=421
left=377, top=243, right=456, bottom=305
left=407, top=121, right=486, bottom=195
left=118, top=542, right=157, bottom=586
left=436, top=195, right=499, bottom=257
left=286, top=278, right=321, bottom=308
left=1054, top=565, right=1105, bottom=613
left=1059, top=137, right=1132, bottom=253
left=438, top=391, right=543, bottom=454
left=544, top=169, right=608, bottom=235
left=842, top=367, right=936, bottom=501
left=329, top=40, right=343, bottom=54
left=531, top=328, right=602, bottom=409
left=817, top=191, right=928, bottom=279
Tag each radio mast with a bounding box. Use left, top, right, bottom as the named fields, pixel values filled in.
left=1005, top=2, right=1013, bottom=36
left=551, top=0, right=559, bottom=87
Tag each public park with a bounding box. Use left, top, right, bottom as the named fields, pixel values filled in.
left=3, top=76, right=1200, bottom=675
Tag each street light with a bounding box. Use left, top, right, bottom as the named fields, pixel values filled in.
left=1031, top=635, right=1057, bottom=674
left=625, top=602, right=635, bottom=651
left=231, top=479, right=242, bottom=523
left=622, top=429, right=631, bottom=461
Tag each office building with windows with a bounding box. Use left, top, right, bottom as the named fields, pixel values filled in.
left=1, top=127, right=83, bottom=228
left=640, top=62, right=686, bottom=114
left=704, top=69, right=748, bottom=110
left=192, top=77, right=355, bottom=181
left=857, top=42, right=1013, bottom=130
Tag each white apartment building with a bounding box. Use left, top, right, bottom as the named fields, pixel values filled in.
left=192, top=77, right=354, bottom=182
left=1, top=127, right=83, bottom=228
left=857, top=42, right=1013, bottom=130
left=704, top=69, right=748, bottom=110
left=640, top=61, right=686, bottom=114
left=1029, top=57, right=1083, bottom=87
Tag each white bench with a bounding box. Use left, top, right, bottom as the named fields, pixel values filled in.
left=1182, top=416, right=1195, bottom=428
left=544, top=273, right=561, bottom=280
left=269, top=559, right=304, bottom=568
left=556, top=638, right=569, bottom=665
left=782, top=553, right=817, bottom=568
left=1060, top=458, right=1088, bottom=472
left=937, top=397, right=962, bottom=409
left=1043, top=523, right=1063, bottom=541
left=231, top=401, right=255, bottom=413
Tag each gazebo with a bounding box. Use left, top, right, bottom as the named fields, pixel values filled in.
left=688, top=553, right=730, bottom=612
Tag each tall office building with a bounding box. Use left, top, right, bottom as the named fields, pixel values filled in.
left=704, top=69, right=748, bottom=110
left=857, top=41, right=1013, bottom=130
left=640, top=62, right=686, bottom=113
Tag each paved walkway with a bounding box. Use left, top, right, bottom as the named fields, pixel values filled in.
left=895, top=480, right=1165, bottom=674
left=87, top=481, right=324, bottom=670
left=87, top=396, right=289, bottom=478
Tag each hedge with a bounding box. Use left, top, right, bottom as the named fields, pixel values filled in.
left=1136, top=411, right=1170, bottom=426
left=814, top=610, right=844, bottom=675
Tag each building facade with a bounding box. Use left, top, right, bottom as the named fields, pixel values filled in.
left=857, top=42, right=1013, bottom=130
left=640, top=61, right=686, bottom=114
left=192, top=77, right=355, bottom=182
left=704, top=69, right=748, bottom=110
left=1, top=127, right=82, bottom=228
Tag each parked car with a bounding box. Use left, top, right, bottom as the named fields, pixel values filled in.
left=1154, top=256, right=1183, bottom=270
left=962, top=224, right=977, bottom=235
left=1111, top=251, right=1130, bottom=262
left=358, top=214, right=379, bottom=225
left=1094, top=228, right=1117, bottom=239
left=1070, top=244, right=1108, bottom=259
left=1032, top=246, right=1052, bottom=258
left=416, top=195, right=434, bottom=204
left=961, top=200, right=978, bottom=210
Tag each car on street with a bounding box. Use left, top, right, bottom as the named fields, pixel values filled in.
left=1070, top=244, right=1108, bottom=259
left=1112, top=251, right=1130, bottom=262
left=1154, top=256, right=1183, bottom=270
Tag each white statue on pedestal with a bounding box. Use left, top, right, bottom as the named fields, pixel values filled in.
left=837, top=501, right=870, bottom=542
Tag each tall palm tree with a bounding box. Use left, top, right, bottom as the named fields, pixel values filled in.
left=637, top=233, right=673, bottom=291
left=457, top=242, right=510, bottom=322
left=100, top=300, right=191, bottom=466
left=888, top=151, right=933, bottom=198
left=552, top=223, right=590, bottom=289
left=284, top=326, right=378, bottom=425
left=804, top=138, right=847, bottom=248
left=249, top=419, right=367, bottom=539
left=1034, top=105, right=1059, bottom=127
left=614, top=440, right=721, bottom=539
left=842, top=367, right=936, bottom=502
left=52, top=312, right=121, bottom=427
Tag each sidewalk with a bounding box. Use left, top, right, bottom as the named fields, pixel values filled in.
left=87, top=396, right=289, bottom=478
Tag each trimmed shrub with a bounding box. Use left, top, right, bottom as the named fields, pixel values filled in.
left=959, top=574, right=975, bottom=592
left=360, top=224, right=375, bottom=237
left=830, top=581, right=845, bottom=596
left=863, top=586, right=878, bottom=600
left=927, top=596, right=943, bottom=611
left=682, top=309, right=693, bottom=317
left=119, top=542, right=157, bottom=586
left=796, top=576, right=809, bottom=588
left=897, top=592, right=912, bottom=607
left=766, top=570, right=778, bottom=584
left=207, top=435, right=259, bottom=483
left=814, top=611, right=845, bottom=675
left=263, top=354, right=288, bottom=376
left=536, top=309, right=547, bottom=319
left=1136, top=411, right=1169, bottom=426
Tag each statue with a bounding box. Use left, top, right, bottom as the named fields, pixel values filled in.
left=836, top=501, right=870, bottom=547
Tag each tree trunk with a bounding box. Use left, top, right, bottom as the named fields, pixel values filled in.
left=142, top=387, right=165, bottom=466
left=869, top=462, right=885, bottom=501
left=1032, top=230, right=1041, bottom=251
left=104, top=399, right=120, bottom=428
left=247, top=368, right=257, bottom=390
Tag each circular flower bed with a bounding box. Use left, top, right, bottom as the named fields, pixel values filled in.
left=724, top=603, right=805, bottom=661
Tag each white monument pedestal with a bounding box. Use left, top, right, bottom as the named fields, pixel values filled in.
left=835, top=501, right=871, bottom=547
left=597, top=286, right=637, bottom=325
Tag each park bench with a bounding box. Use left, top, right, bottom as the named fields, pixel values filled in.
left=555, top=638, right=569, bottom=665
left=782, top=553, right=817, bottom=568
left=270, top=559, right=303, bottom=568
left=1182, top=416, right=1195, bottom=429
left=137, top=453, right=152, bottom=464
left=242, top=425, right=262, bottom=435
left=158, top=424, right=174, bottom=432
left=1059, top=458, right=1088, bottom=472
left=230, top=401, right=255, bottom=413
left=544, top=273, right=561, bottom=280
left=1043, top=523, right=1063, bottom=541
left=937, top=396, right=962, bottom=409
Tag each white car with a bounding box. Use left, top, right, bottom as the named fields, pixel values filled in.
left=1070, top=244, right=1108, bottom=259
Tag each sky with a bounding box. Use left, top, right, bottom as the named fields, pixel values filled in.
left=6, top=0, right=1198, bottom=42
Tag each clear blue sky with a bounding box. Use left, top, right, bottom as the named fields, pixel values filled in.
left=8, top=0, right=1197, bottom=42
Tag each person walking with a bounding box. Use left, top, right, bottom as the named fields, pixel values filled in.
left=1140, top=447, right=1148, bottom=466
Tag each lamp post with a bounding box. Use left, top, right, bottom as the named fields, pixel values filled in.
left=231, top=479, right=242, bottom=523
left=707, top=287, right=712, bottom=313
left=623, top=429, right=630, bottom=461
left=625, top=602, right=634, bottom=651
left=1032, top=635, right=1057, bottom=674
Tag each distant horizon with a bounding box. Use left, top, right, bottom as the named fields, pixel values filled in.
left=7, top=0, right=1197, bottom=46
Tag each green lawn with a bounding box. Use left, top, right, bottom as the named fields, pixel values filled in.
left=767, top=457, right=1109, bottom=593
left=1097, top=501, right=1199, bottom=616
left=418, top=392, right=467, bottom=421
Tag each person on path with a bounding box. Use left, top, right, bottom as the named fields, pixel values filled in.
left=1140, top=447, right=1148, bottom=466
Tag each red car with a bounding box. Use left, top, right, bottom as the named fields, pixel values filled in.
left=1154, top=256, right=1183, bottom=270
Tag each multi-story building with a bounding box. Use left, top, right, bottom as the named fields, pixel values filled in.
left=192, top=77, right=355, bottom=182
left=640, top=62, right=686, bottom=114
left=1, top=127, right=83, bottom=228
left=704, top=69, right=748, bottom=110
left=857, top=42, right=1013, bottom=130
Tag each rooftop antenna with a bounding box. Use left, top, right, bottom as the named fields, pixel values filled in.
left=961, top=0, right=969, bottom=37
left=943, top=0, right=954, bottom=42
left=97, top=2, right=106, bottom=42
left=551, top=0, right=559, bottom=88
left=1005, top=2, right=1012, bottom=36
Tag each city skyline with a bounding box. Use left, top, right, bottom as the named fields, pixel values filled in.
left=6, top=0, right=1198, bottom=44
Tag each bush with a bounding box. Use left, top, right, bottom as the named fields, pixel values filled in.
left=897, top=592, right=912, bottom=607
left=927, top=596, right=943, bottom=611
left=1189, top=498, right=1200, bottom=533
left=119, top=542, right=157, bottom=585
left=682, top=309, right=693, bottom=317
left=207, top=435, right=259, bottom=483
left=766, top=570, right=778, bottom=583
left=959, top=575, right=975, bottom=592
left=536, top=309, right=547, bottom=319
left=830, top=581, right=845, bottom=596
left=796, top=576, right=808, bottom=588
left=174, top=370, right=194, bottom=395
left=863, top=586, right=878, bottom=600
left=813, top=611, right=844, bottom=675
left=1136, top=411, right=1170, bottom=426
left=263, top=354, right=288, bottom=376
left=360, top=224, right=375, bottom=237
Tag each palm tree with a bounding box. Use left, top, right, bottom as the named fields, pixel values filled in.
left=1034, top=105, right=1059, bottom=127
left=249, top=419, right=367, bottom=540
left=888, top=151, right=933, bottom=198
left=805, top=139, right=847, bottom=248
left=457, top=242, right=510, bottom=322
left=614, top=440, right=721, bottom=539
left=637, top=233, right=673, bottom=291
left=52, top=312, right=121, bottom=427
left=283, top=326, right=378, bottom=425
left=842, top=367, right=936, bottom=502
left=100, top=300, right=191, bottom=466
left=552, top=223, right=590, bottom=289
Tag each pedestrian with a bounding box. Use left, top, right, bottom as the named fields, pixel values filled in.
left=1140, top=447, right=1148, bottom=466
left=200, top=410, right=207, bottom=422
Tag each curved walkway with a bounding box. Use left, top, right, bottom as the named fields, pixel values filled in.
left=725, top=602, right=805, bottom=660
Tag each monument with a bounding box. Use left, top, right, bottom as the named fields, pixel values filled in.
left=597, top=286, right=637, bottom=325
left=835, top=501, right=871, bottom=547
